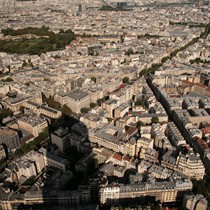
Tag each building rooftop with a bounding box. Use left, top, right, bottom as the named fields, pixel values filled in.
left=68, top=89, right=88, bottom=101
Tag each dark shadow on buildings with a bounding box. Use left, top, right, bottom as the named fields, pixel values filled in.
left=6, top=116, right=101, bottom=210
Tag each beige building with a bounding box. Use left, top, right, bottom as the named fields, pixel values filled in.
left=124, top=140, right=136, bottom=157
left=136, top=137, right=154, bottom=158
left=0, top=127, right=20, bottom=149
left=0, top=145, right=6, bottom=160
left=109, top=85, right=134, bottom=106
left=114, top=103, right=130, bottom=118
left=183, top=194, right=208, bottom=210
left=93, top=147, right=113, bottom=164
left=176, top=153, right=205, bottom=180
left=51, top=127, right=71, bottom=153
left=39, top=148, right=69, bottom=172
left=26, top=151, right=45, bottom=174
left=24, top=101, right=62, bottom=119
left=80, top=113, right=101, bottom=129
left=106, top=153, right=135, bottom=170
left=100, top=179, right=193, bottom=205
left=102, top=99, right=119, bottom=118
left=165, top=122, right=186, bottom=147
left=54, top=91, right=68, bottom=106
left=66, top=89, right=90, bottom=114
left=17, top=114, right=48, bottom=137
left=162, top=150, right=205, bottom=180
left=89, top=125, right=123, bottom=152
left=115, top=116, right=133, bottom=129
left=15, top=159, right=37, bottom=180
left=3, top=95, right=31, bottom=113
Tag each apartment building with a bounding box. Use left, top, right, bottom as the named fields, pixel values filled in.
left=100, top=179, right=193, bottom=205
left=161, top=149, right=205, bottom=180
left=0, top=127, right=20, bottom=149
left=165, top=122, right=186, bottom=147
left=15, top=159, right=37, bottom=180
left=3, top=94, right=31, bottom=113
left=24, top=101, right=62, bottom=119
left=136, top=137, right=153, bottom=159
left=109, top=85, right=134, bottom=106
left=51, top=127, right=70, bottom=153
left=66, top=89, right=90, bottom=114
left=151, top=123, right=172, bottom=150
left=89, top=125, right=123, bottom=153
left=102, top=99, right=119, bottom=118
left=0, top=145, right=6, bottom=160
left=17, top=114, right=48, bottom=137
left=39, top=148, right=69, bottom=172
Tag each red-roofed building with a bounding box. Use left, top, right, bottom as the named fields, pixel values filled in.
left=192, top=83, right=208, bottom=95
left=204, top=87, right=210, bottom=97
left=112, top=153, right=122, bottom=161
left=202, top=127, right=210, bottom=135
left=194, top=83, right=207, bottom=88
left=185, top=144, right=190, bottom=151
left=119, top=84, right=126, bottom=89
left=193, top=136, right=209, bottom=157
left=182, top=80, right=194, bottom=86
left=123, top=155, right=130, bottom=161
left=181, top=80, right=194, bottom=94
left=196, top=138, right=209, bottom=150
left=106, top=153, right=136, bottom=169
left=125, top=126, right=138, bottom=140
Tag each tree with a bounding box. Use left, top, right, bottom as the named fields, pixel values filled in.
left=97, top=98, right=103, bottom=106
left=59, top=29, right=64, bottom=34
left=22, top=176, right=36, bottom=186
left=2, top=77, right=13, bottom=82
left=80, top=107, right=89, bottom=114
left=0, top=27, right=76, bottom=55
left=22, top=60, right=27, bottom=67
left=90, top=102, right=96, bottom=109
left=151, top=116, right=159, bottom=124
left=192, top=178, right=210, bottom=205
left=122, top=77, right=129, bottom=83
left=161, top=56, right=170, bottom=63
left=139, top=68, right=148, bottom=76
left=21, top=143, right=31, bottom=154
left=14, top=128, right=49, bottom=158
left=94, top=158, right=99, bottom=169
left=91, top=77, right=96, bottom=83
left=14, top=149, right=24, bottom=157
left=0, top=108, right=13, bottom=124
left=103, top=95, right=109, bottom=101
left=135, top=98, right=145, bottom=107
left=125, top=48, right=134, bottom=56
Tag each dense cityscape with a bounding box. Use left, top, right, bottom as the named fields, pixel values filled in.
left=0, top=0, right=209, bottom=209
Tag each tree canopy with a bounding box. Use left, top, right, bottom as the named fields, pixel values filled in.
left=14, top=128, right=49, bottom=158
left=80, top=107, right=90, bottom=114
left=122, top=77, right=129, bottom=83
left=91, top=77, right=96, bottom=83
left=90, top=102, right=96, bottom=109
left=0, top=108, right=13, bottom=124
left=0, top=28, right=76, bottom=55
left=1, top=26, right=53, bottom=37
left=151, top=116, right=159, bottom=124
